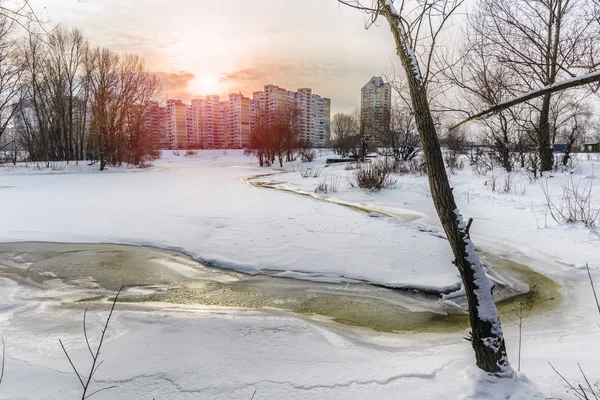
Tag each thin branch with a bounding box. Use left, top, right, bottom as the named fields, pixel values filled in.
left=59, top=339, right=85, bottom=389
left=586, top=263, right=600, bottom=315
left=578, top=363, right=598, bottom=400
left=59, top=286, right=125, bottom=400
left=549, top=362, right=588, bottom=400
left=83, top=385, right=118, bottom=400
left=83, top=309, right=94, bottom=358
left=0, top=335, right=5, bottom=386
left=81, top=286, right=124, bottom=399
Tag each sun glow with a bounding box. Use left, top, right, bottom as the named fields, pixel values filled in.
left=192, top=77, right=218, bottom=95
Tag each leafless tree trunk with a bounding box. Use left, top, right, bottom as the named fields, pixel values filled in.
left=338, top=0, right=511, bottom=374
left=0, top=9, right=24, bottom=146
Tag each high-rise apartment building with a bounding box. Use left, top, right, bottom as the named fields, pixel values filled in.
left=251, top=85, right=330, bottom=147
left=361, top=76, right=392, bottom=141
left=143, top=101, right=162, bottom=149
left=324, top=98, right=331, bottom=146
left=165, top=99, right=188, bottom=149
left=153, top=85, right=330, bottom=149
left=226, top=93, right=252, bottom=148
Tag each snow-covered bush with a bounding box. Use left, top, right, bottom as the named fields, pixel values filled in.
left=314, top=176, right=340, bottom=193
left=299, top=166, right=321, bottom=178
left=470, top=150, right=495, bottom=176
left=353, top=161, right=396, bottom=191
left=444, top=152, right=465, bottom=174
left=541, top=169, right=600, bottom=231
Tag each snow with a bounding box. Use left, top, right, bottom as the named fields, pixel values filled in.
left=1, top=150, right=600, bottom=399
left=385, top=0, right=424, bottom=84
left=0, top=151, right=461, bottom=292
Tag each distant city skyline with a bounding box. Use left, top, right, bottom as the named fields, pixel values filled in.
left=26, top=0, right=430, bottom=116
left=156, top=84, right=330, bottom=150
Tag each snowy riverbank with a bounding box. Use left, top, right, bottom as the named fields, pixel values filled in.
left=0, top=150, right=599, bottom=399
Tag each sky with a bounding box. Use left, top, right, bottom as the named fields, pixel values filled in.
left=26, top=0, right=471, bottom=115
left=23, top=0, right=402, bottom=115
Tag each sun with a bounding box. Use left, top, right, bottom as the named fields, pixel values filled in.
left=192, top=77, right=217, bottom=95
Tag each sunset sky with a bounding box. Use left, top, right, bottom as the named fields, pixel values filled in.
left=27, top=0, right=422, bottom=115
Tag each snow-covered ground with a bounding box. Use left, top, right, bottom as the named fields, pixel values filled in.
left=0, top=150, right=599, bottom=399
left=0, top=151, right=462, bottom=292
left=257, top=153, right=600, bottom=280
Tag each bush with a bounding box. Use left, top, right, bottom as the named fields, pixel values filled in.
left=388, top=157, right=426, bottom=175
left=470, top=150, right=495, bottom=176
left=444, top=152, right=465, bottom=174
left=299, top=147, right=316, bottom=162
left=353, top=161, right=396, bottom=191
left=315, top=176, right=340, bottom=193
left=298, top=166, right=321, bottom=178
left=541, top=168, right=600, bottom=231
left=184, top=150, right=199, bottom=157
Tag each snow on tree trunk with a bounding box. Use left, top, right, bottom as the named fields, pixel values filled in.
left=380, top=0, right=511, bottom=375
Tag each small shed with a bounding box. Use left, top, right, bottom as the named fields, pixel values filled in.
left=553, top=144, right=568, bottom=153
left=581, top=143, right=600, bottom=153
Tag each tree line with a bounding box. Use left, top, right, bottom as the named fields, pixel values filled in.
left=331, top=106, right=421, bottom=162
left=331, top=0, right=600, bottom=177
left=244, top=106, right=316, bottom=167
left=444, top=0, right=600, bottom=175
left=0, top=17, right=160, bottom=170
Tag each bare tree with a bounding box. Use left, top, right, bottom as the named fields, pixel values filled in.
left=87, top=49, right=160, bottom=170
left=466, top=0, right=600, bottom=172
left=377, top=105, right=421, bottom=162
left=331, top=111, right=361, bottom=157
left=337, top=0, right=511, bottom=374
left=552, top=96, right=593, bottom=167
left=441, top=25, right=525, bottom=173
left=0, top=9, right=24, bottom=147
left=245, top=105, right=301, bottom=167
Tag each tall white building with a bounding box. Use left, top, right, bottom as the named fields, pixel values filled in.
left=361, top=76, right=392, bottom=140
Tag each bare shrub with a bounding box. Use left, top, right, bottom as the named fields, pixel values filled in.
left=470, top=149, right=495, bottom=176
left=299, top=167, right=312, bottom=178
left=173, top=150, right=181, bottom=156
left=298, top=143, right=316, bottom=162
left=443, top=127, right=467, bottom=174
left=60, top=286, right=124, bottom=399
left=502, top=172, right=516, bottom=193
left=184, top=150, right=199, bottom=157
left=353, top=161, right=396, bottom=191
left=328, top=176, right=341, bottom=192
left=298, top=166, right=322, bottom=178
left=315, top=176, right=341, bottom=194
left=486, top=172, right=498, bottom=192
left=409, top=156, right=427, bottom=175
left=541, top=169, right=600, bottom=231
left=444, top=152, right=465, bottom=174
left=526, top=152, right=541, bottom=181
left=515, top=181, right=528, bottom=196
left=315, top=179, right=328, bottom=193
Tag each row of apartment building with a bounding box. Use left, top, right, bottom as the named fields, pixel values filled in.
left=146, top=85, right=331, bottom=150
